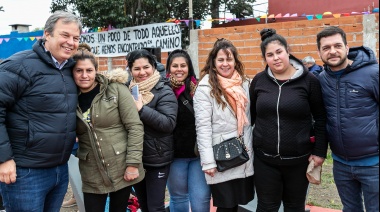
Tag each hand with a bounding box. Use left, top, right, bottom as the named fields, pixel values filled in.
left=134, top=95, right=143, bottom=111
left=309, top=155, right=325, bottom=167
left=0, top=159, right=17, bottom=184
left=204, top=168, right=216, bottom=177
left=124, top=166, right=139, bottom=182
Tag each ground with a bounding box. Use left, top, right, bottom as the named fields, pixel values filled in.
left=306, top=151, right=343, bottom=210
left=61, top=152, right=343, bottom=211
left=60, top=183, right=78, bottom=212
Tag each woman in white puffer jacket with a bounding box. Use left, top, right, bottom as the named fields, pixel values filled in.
left=194, top=38, right=254, bottom=212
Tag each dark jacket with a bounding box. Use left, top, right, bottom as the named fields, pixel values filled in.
left=309, top=64, right=323, bottom=76
left=0, top=39, right=77, bottom=167
left=76, top=74, right=144, bottom=194
left=318, top=46, right=379, bottom=160
left=135, top=78, right=178, bottom=167
left=173, top=93, right=198, bottom=158
left=250, top=55, right=327, bottom=165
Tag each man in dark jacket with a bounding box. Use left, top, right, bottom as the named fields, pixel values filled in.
left=0, top=11, right=82, bottom=211
left=317, top=26, right=379, bottom=212
left=302, top=56, right=324, bottom=76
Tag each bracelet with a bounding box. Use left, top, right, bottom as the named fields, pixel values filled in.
left=126, top=171, right=138, bottom=175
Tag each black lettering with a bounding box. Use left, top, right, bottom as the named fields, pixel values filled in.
left=123, top=31, right=131, bottom=41
left=107, top=32, right=121, bottom=42
left=80, top=34, right=95, bottom=43
left=98, top=34, right=106, bottom=42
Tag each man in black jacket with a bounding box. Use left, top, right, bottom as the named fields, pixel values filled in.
left=0, top=11, right=82, bottom=212
left=317, top=26, right=379, bottom=212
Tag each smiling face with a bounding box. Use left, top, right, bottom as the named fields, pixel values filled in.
left=318, top=33, right=349, bottom=71
left=73, top=59, right=97, bottom=93
left=44, top=19, right=81, bottom=64
left=131, top=57, right=155, bottom=83
left=214, top=49, right=235, bottom=79
left=169, top=57, right=189, bottom=82
left=264, top=41, right=291, bottom=75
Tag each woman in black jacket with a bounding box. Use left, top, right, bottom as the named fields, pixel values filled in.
left=250, top=28, right=327, bottom=212
left=165, top=49, right=211, bottom=212
left=127, top=49, right=178, bottom=212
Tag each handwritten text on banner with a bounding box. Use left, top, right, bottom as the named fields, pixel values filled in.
left=80, top=23, right=182, bottom=57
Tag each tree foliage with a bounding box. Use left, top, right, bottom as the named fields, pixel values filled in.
left=50, top=0, right=257, bottom=49
left=210, top=0, right=256, bottom=26
left=50, top=0, right=209, bottom=29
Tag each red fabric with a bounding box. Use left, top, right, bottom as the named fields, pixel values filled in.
left=128, top=197, right=140, bottom=212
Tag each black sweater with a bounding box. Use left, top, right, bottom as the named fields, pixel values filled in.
left=249, top=55, right=327, bottom=165
left=173, top=93, right=198, bottom=158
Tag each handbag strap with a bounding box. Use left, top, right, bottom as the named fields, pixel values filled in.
left=179, top=95, right=194, bottom=115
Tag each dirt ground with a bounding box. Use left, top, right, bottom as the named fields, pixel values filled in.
left=61, top=164, right=342, bottom=211
left=60, top=183, right=79, bottom=212
left=307, top=163, right=343, bottom=210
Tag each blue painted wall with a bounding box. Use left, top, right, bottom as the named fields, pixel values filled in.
left=0, top=30, right=43, bottom=60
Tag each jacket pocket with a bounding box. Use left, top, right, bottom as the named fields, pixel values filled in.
left=26, top=121, right=35, bottom=148
left=295, top=127, right=313, bottom=155
left=108, top=141, right=128, bottom=178
left=77, top=149, right=89, bottom=161
left=112, top=141, right=128, bottom=156
left=344, top=82, right=365, bottom=108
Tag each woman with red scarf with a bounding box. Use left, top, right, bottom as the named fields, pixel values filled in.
left=166, top=49, right=211, bottom=212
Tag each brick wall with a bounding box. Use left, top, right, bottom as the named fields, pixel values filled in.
left=97, top=14, right=379, bottom=77
left=97, top=52, right=169, bottom=73
left=197, top=14, right=379, bottom=77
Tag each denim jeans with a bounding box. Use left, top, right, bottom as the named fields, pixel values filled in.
left=0, top=163, right=69, bottom=212
left=333, top=160, right=379, bottom=212
left=167, top=158, right=211, bottom=212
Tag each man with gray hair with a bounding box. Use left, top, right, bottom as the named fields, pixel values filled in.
left=302, top=56, right=323, bottom=76
left=0, top=11, right=82, bottom=211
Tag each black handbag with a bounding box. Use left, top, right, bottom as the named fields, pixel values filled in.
left=213, top=136, right=249, bottom=172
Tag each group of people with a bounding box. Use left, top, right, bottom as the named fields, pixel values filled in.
left=0, top=10, right=378, bottom=212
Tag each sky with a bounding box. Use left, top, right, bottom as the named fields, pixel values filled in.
left=0, top=0, right=268, bottom=35
left=0, top=0, right=53, bottom=35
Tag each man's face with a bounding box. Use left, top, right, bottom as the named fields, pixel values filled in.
left=318, top=34, right=349, bottom=71
left=44, top=19, right=81, bottom=64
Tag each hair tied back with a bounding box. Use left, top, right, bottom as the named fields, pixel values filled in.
left=260, top=28, right=276, bottom=41
left=78, top=43, right=91, bottom=52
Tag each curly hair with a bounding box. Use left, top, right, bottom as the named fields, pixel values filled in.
left=200, top=38, right=246, bottom=109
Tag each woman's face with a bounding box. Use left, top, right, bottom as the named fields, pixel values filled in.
left=73, top=59, right=97, bottom=93
left=131, top=57, right=154, bottom=83
left=264, top=41, right=291, bottom=74
left=214, top=49, right=235, bottom=79
left=169, top=57, right=189, bottom=82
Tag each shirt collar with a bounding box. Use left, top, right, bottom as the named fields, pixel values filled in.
left=43, top=42, right=68, bottom=70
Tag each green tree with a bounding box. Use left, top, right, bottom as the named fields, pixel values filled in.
left=50, top=0, right=209, bottom=29
left=210, top=0, right=256, bottom=27
left=226, top=0, right=255, bottom=18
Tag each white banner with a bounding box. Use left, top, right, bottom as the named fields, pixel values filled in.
left=80, top=23, right=182, bottom=57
